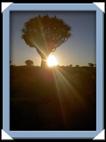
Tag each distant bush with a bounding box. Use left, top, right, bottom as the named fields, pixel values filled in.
left=75, top=65, right=80, bottom=67
left=88, top=63, right=94, bottom=67
left=25, top=60, right=34, bottom=66
left=69, top=64, right=73, bottom=67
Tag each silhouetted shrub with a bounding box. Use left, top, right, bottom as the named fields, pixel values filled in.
left=69, top=64, right=73, bottom=67
left=25, top=60, right=34, bottom=66
left=88, top=63, right=94, bottom=67
left=75, top=65, right=80, bottom=67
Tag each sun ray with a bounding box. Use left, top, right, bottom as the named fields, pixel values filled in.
left=57, top=67, right=87, bottom=106
left=51, top=67, right=88, bottom=128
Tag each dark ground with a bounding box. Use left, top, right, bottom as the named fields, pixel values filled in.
left=10, top=66, right=96, bottom=130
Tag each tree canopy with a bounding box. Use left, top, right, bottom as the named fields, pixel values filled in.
left=22, top=15, right=71, bottom=59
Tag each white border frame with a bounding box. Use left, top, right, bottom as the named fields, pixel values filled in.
left=2, top=3, right=104, bottom=140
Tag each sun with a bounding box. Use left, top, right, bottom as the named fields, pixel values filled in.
left=47, top=54, right=58, bottom=67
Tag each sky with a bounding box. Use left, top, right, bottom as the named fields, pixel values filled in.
left=10, top=11, right=96, bottom=66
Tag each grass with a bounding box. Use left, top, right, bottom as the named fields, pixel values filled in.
left=10, top=66, right=96, bottom=130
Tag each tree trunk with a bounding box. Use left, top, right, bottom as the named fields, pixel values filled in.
left=41, top=58, right=47, bottom=68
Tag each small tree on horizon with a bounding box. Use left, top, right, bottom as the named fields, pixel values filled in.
left=75, top=65, right=80, bottom=67
left=69, top=64, right=73, bottom=67
left=22, top=15, right=71, bottom=68
left=88, top=63, right=94, bottom=67
left=25, top=60, right=34, bottom=66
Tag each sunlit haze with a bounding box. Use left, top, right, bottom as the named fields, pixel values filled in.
left=47, top=54, right=58, bottom=67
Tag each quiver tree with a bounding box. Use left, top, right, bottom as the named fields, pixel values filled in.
left=22, top=15, right=71, bottom=68
left=25, top=60, right=34, bottom=66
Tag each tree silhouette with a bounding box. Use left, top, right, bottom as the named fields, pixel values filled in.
left=75, top=65, right=80, bottom=67
left=88, top=63, right=94, bottom=67
left=69, top=64, right=73, bottom=67
left=22, top=15, right=71, bottom=68
left=25, top=60, right=34, bottom=66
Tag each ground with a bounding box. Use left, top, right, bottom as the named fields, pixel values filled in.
left=10, top=66, right=96, bottom=130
